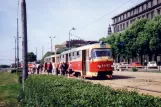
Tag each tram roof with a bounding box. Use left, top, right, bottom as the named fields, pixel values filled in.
left=61, top=43, right=111, bottom=55
left=44, top=54, right=60, bottom=59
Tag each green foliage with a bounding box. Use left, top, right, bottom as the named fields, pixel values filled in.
left=0, top=65, right=10, bottom=68
left=11, top=68, right=22, bottom=73
left=28, top=52, right=37, bottom=62
left=20, top=75, right=161, bottom=107
left=0, top=72, right=21, bottom=107
left=132, top=67, right=138, bottom=72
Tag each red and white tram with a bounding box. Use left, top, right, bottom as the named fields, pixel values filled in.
left=59, top=42, right=114, bottom=78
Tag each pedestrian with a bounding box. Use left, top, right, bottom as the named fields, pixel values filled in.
left=64, top=62, right=68, bottom=76
left=68, top=62, right=73, bottom=77
left=55, top=63, right=59, bottom=75
left=44, top=61, right=47, bottom=73
left=52, top=62, right=56, bottom=75
left=39, top=63, right=43, bottom=74
left=59, top=62, right=63, bottom=75
left=62, top=62, right=66, bottom=76
left=36, top=63, right=40, bottom=74
left=47, top=62, right=52, bottom=75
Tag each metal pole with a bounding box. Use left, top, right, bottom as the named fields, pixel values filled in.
left=17, top=18, right=20, bottom=69
left=15, top=37, right=17, bottom=69
left=17, top=0, right=20, bottom=69
left=69, top=32, right=70, bottom=49
left=21, top=0, right=28, bottom=91
left=51, top=38, right=52, bottom=52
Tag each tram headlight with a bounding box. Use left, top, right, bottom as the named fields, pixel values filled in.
left=98, top=65, right=102, bottom=68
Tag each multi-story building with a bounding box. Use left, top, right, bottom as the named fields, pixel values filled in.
left=112, top=0, right=161, bottom=33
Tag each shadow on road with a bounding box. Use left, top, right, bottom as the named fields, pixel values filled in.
left=86, top=75, right=135, bottom=80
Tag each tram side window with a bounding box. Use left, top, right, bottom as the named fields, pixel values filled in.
left=77, top=51, right=80, bottom=58
left=91, top=50, right=96, bottom=59
left=69, top=53, right=72, bottom=60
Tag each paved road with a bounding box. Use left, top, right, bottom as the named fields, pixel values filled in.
left=86, top=71, right=161, bottom=97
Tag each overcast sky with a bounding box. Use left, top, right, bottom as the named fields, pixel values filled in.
left=0, top=0, right=145, bottom=64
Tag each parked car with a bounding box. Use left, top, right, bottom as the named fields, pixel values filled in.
left=147, top=61, right=158, bottom=68
left=130, top=62, right=142, bottom=68
left=120, top=62, right=129, bottom=68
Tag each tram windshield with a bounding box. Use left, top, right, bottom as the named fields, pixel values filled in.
left=91, top=49, right=111, bottom=58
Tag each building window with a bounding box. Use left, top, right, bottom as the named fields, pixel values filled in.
left=138, top=7, right=140, bottom=13
left=131, top=11, right=133, bottom=16
left=151, top=1, right=153, bottom=7
left=120, top=24, right=122, bottom=31
left=146, top=3, right=148, bottom=9
left=124, top=14, right=126, bottom=19
left=123, top=23, right=125, bottom=30
left=157, top=9, right=160, bottom=15
left=142, top=5, right=145, bottom=11
left=146, top=13, right=149, bottom=19
left=142, top=14, right=145, bottom=18
left=126, top=21, right=129, bottom=27
left=130, top=20, right=132, bottom=24
left=151, top=11, right=154, bottom=19
left=114, top=26, right=116, bottom=32
left=140, top=6, right=142, bottom=12
left=117, top=25, right=119, bottom=31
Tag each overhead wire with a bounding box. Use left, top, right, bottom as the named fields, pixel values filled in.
left=76, top=0, right=133, bottom=32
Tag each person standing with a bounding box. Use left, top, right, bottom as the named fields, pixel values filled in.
left=68, top=62, right=73, bottom=77
left=52, top=62, right=56, bottom=75
left=47, top=62, right=52, bottom=75
left=36, top=63, right=40, bottom=74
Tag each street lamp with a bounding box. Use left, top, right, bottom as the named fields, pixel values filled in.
left=49, top=36, right=56, bottom=52
left=69, top=27, right=76, bottom=49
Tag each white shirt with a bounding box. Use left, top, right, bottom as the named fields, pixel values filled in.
left=52, top=63, right=56, bottom=69
left=69, top=63, right=72, bottom=69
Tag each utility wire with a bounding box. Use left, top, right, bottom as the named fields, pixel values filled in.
left=77, top=0, right=133, bottom=32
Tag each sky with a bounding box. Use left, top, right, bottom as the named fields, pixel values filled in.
left=0, top=0, right=145, bottom=65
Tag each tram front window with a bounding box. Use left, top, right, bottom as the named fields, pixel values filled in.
left=91, top=49, right=111, bottom=58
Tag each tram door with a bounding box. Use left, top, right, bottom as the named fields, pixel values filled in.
left=82, top=50, right=86, bottom=75
left=66, top=54, right=68, bottom=63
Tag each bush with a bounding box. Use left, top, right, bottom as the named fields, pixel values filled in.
left=20, top=75, right=161, bottom=107
left=132, top=67, right=138, bottom=72
left=11, top=68, right=22, bottom=74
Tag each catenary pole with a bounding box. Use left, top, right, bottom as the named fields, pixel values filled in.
left=17, top=0, right=20, bottom=69
left=21, top=0, right=28, bottom=91
left=14, top=37, right=17, bottom=69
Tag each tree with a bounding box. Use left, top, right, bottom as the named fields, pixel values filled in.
left=28, top=52, right=37, bottom=62
left=143, top=15, right=161, bottom=61
left=40, top=52, right=53, bottom=64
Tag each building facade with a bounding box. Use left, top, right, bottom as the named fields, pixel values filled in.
left=112, top=0, right=161, bottom=33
